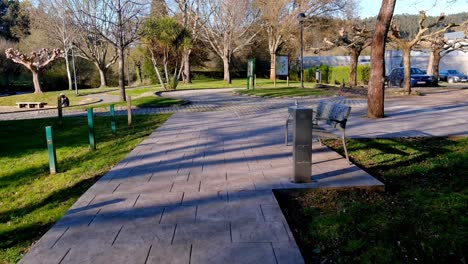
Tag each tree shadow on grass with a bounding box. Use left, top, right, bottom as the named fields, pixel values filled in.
left=0, top=175, right=101, bottom=248
left=275, top=137, right=467, bottom=263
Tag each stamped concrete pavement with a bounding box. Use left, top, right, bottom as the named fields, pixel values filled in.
left=20, top=107, right=382, bottom=264
left=18, top=87, right=468, bottom=263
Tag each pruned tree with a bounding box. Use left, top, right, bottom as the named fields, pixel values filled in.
left=422, top=23, right=467, bottom=84
left=198, top=0, right=259, bottom=83
left=367, top=0, right=396, bottom=119
left=323, top=26, right=372, bottom=86
left=389, top=11, right=456, bottom=94
left=257, top=0, right=349, bottom=81
left=68, top=0, right=149, bottom=101
left=5, top=48, right=64, bottom=93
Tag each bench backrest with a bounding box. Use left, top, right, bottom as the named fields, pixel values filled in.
left=316, top=101, right=351, bottom=130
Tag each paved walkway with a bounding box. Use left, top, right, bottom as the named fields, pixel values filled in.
left=21, top=107, right=382, bottom=264
left=17, top=87, right=468, bottom=263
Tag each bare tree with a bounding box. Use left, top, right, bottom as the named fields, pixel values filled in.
left=367, top=0, right=396, bottom=119
left=323, top=26, right=372, bottom=86
left=198, top=0, right=259, bottom=83
left=389, top=11, right=456, bottom=94
left=35, top=0, right=76, bottom=90
left=5, top=48, right=64, bottom=93
left=68, top=0, right=149, bottom=101
left=67, top=1, right=118, bottom=88
left=258, top=0, right=349, bottom=81
left=422, top=22, right=467, bottom=83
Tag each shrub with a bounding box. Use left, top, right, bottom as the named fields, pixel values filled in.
left=304, top=68, right=315, bottom=82
left=168, top=75, right=179, bottom=90
left=358, top=65, right=370, bottom=85
left=289, top=69, right=299, bottom=81
left=329, top=66, right=350, bottom=85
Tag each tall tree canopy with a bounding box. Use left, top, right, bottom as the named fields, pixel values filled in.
left=0, top=0, right=30, bottom=41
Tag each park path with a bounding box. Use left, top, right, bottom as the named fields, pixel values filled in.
left=20, top=103, right=383, bottom=264
left=2, top=87, right=467, bottom=138
left=15, top=87, right=468, bottom=263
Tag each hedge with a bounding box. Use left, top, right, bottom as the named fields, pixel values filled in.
left=302, top=65, right=370, bottom=85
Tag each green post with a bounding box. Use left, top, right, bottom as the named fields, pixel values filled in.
left=247, top=58, right=256, bottom=90
left=45, top=126, right=57, bottom=174
left=252, top=58, right=256, bottom=90
left=87, top=108, right=96, bottom=150
left=110, top=104, right=116, bottom=135
left=57, top=96, right=63, bottom=127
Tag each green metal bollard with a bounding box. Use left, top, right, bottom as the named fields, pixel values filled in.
left=110, top=104, right=116, bottom=135
left=87, top=108, right=96, bottom=150
left=45, top=126, right=57, bottom=174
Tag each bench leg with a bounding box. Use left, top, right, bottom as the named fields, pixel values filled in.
left=342, top=131, right=351, bottom=164
left=285, top=119, right=289, bottom=146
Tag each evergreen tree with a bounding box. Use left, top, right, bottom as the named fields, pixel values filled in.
left=0, top=0, right=30, bottom=41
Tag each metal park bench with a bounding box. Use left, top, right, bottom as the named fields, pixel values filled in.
left=285, top=100, right=352, bottom=163
left=16, top=102, right=48, bottom=109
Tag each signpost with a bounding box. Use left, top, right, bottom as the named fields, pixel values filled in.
left=247, top=58, right=256, bottom=90
left=275, top=55, right=289, bottom=88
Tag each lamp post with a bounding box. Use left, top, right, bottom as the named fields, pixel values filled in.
left=71, top=43, right=78, bottom=96
left=297, top=13, right=306, bottom=89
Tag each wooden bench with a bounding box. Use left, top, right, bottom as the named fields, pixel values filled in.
left=16, top=102, right=48, bottom=109
left=285, top=100, right=352, bottom=163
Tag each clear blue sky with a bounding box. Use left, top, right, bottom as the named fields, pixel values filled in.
left=359, top=0, right=468, bottom=18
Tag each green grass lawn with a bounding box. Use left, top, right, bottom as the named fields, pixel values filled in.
left=0, top=79, right=328, bottom=108
left=109, top=86, right=160, bottom=97
left=235, top=87, right=339, bottom=97
left=77, top=96, right=185, bottom=110
left=0, top=114, right=170, bottom=263
left=0, top=88, right=117, bottom=107
left=128, top=78, right=314, bottom=90
left=276, top=137, right=467, bottom=263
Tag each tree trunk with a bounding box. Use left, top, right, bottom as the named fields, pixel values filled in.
left=432, top=51, right=441, bottom=86
left=163, top=56, right=170, bottom=84
left=222, top=55, right=231, bottom=84
left=98, top=67, right=108, bottom=87
left=426, top=52, right=434, bottom=76
left=65, top=51, right=73, bottom=90
left=118, top=46, right=126, bottom=101
left=402, top=46, right=412, bottom=94
left=182, top=50, right=192, bottom=84
left=367, top=0, right=396, bottom=118
left=150, top=50, right=166, bottom=91
left=135, top=62, right=142, bottom=84
left=270, top=53, right=276, bottom=80
left=32, top=70, right=43, bottom=94
left=349, top=49, right=359, bottom=87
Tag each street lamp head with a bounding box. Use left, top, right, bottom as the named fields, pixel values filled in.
left=297, top=13, right=306, bottom=23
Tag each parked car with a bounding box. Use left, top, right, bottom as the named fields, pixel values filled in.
left=387, top=67, right=433, bottom=87
left=439, top=70, right=468, bottom=83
